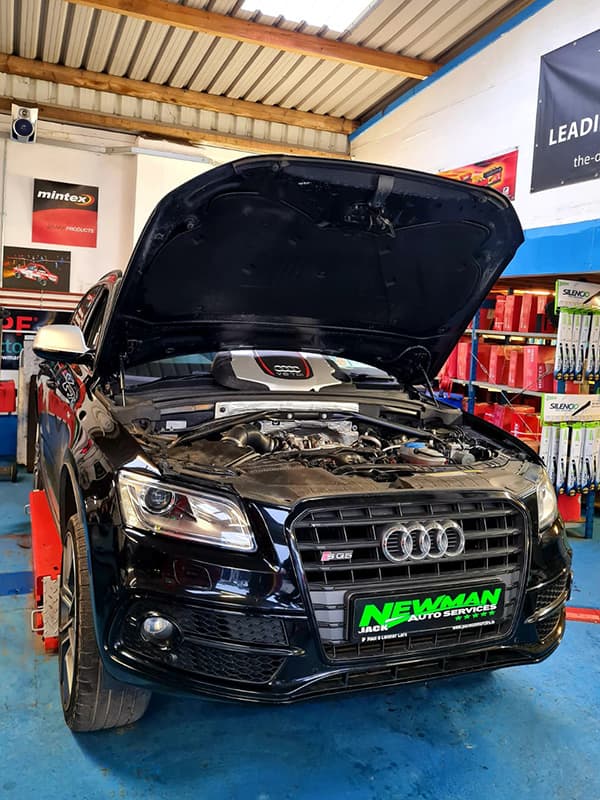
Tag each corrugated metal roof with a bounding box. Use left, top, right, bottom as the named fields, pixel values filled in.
left=1, top=0, right=525, bottom=153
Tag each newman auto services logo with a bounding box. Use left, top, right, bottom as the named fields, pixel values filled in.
left=354, top=586, right=504, bottom=643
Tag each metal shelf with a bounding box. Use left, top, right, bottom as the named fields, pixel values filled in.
left=476, top=328, right=557, bottom=340
left=462, top=328, right=557, bottom=340
left=452, top=379, right=545, bottom=397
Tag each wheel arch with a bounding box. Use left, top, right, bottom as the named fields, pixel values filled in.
left=59, top=456, right=88, bottom=543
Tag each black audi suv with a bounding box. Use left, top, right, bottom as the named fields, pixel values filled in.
left=33, top=155, right=572, bottom=731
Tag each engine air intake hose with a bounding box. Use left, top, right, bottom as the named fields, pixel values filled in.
left=221, top=424, right=274, bottom=453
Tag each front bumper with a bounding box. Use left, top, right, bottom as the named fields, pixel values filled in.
left=106, top=613, right=567, bottom=704
left=95, top=496, right=572, bottom=702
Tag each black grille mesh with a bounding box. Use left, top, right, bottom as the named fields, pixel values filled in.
left=536, top=610, right=562, bottom=641
left=290, top=496, right=527, bottom=662
left=118, top=601, right=287, bottom=684
left=125, top=600, right=287, bottom=646
left=121, top=628, right=284, bottom=683
left=535, top=573, right=569, bottom=611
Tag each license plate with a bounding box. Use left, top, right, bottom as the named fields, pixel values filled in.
left=350, top=583, right=505, bottom=643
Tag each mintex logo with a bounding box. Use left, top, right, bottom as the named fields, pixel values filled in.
left=36, top=189, right=95, bottom=206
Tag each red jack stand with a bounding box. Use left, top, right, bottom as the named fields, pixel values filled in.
left=29, top=490, right=62, bottom=652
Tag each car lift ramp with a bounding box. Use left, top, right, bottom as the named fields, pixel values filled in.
left=29, top=489, right=61, bottom=651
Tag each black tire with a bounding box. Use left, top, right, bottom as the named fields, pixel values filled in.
left=32, top=424, right=43, bottom=490
left=26, top=377, right=38, bottom=473
left=39, top=279, right=47, bottom=287
left=59, top=514, right=151, bottom=731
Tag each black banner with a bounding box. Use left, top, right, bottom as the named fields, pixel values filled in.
left=531, top=29, right=600, bottom=193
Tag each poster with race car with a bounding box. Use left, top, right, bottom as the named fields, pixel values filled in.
left=1, top=307, right=71, bottom=370
left=439, top=149, right=519, bottom=199
left=2, top=246, right=71, bottom=292
left=32, top=178, right=99, bottom=248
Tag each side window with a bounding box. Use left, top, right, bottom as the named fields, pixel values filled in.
left=82, top=290, right=109, bottom=350
left=72, top=286, right=101, bottom=330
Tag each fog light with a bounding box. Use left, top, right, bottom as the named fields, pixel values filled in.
left=141, top=615, right=174, bottom=642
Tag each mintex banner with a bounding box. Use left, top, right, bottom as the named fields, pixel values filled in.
left=32, top=179, right=99, bottom=248
left=531, top=29, right=600, bottom=192
left=439, top=149, right=518, bottom=199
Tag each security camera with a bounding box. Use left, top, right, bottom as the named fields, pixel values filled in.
left=10, top=104, right=38, bottom=143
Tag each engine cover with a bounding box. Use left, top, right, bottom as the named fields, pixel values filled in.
left=211, top=350, right=343, bottom=392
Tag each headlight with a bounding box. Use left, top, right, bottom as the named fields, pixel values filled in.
left=537, top=471, right=559, bottom=530
left=117, top=470, right=256, bottom=551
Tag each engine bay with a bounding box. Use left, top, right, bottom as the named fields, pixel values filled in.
left=123, top=399, right=513, bottom=485
left=110, top=351, right=528, bottom=489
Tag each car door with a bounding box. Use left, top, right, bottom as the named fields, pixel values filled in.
left=37, top=284, right=109, bottom=508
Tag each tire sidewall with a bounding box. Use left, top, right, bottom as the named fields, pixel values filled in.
left=59, top=523, right=80, bottom=718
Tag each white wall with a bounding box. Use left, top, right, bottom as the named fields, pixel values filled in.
left=351, top=0, right=600, bottom=232
left=133, top=153, right=215, bottom=242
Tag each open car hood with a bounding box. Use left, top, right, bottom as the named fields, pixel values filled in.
left=95, top=156, right=523, bottom=382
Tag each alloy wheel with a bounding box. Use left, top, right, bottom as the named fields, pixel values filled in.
left=58, top=531, right=77, bottom=709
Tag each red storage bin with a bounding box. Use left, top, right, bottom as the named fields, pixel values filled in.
left=442, top=345, right=459, bottom=380
left=473, top=402, right=494, bottom=419
left=503, top=294, right=522, bottom=332
left=523, top=346, right=555, bottom=392
left=518, top=294, right=537, bottom=332
left=503, top=404, right=537, bottom=435
left=0, top=381, right=16, bottom=413
left=456, top=341, right=471, bottom=380
left=493, top=296, right=506, bottom=331
left=507, top=348, right=523, bottom=388
left=488, top=345, right=508, bottom=385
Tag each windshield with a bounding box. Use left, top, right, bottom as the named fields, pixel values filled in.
left=124, top=352, right=396, bottom=390
left=125, top=352, right=215, bottom=387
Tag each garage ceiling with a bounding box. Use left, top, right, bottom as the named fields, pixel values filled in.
left=0, top=0, right=536, bottom=157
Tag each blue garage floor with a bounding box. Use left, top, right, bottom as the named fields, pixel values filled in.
left=1, top=472, right=599, bottom=800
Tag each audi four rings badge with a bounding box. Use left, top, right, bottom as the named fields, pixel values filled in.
left=381, top=520, right=466, bottom=562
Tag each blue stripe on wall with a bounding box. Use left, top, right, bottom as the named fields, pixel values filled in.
left=507, top=216, right=600, bottom=276
left=0, top=571, right=33, bottom=596
left=350, top=0, right=557, bottom=143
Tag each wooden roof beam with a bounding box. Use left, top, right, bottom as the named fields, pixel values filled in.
left=0, top=96, right=351, bottom=159
left=68, top=0, right=438, bottom=79
left=0, top=54, right=355, bottom=135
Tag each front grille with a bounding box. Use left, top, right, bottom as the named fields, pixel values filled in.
left=535, top=572, right=568, bottom=611
left=121, top=627, right=284, bottom=683
left=290, top=495, right=527, bottom=661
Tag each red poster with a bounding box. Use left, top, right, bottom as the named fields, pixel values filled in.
left=32, top=179, right=99, bottom=248
left=439, top=149, right=519, bottom=200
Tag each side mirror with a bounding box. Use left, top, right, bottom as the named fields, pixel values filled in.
left=33, top=325, right=93, bottom=366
